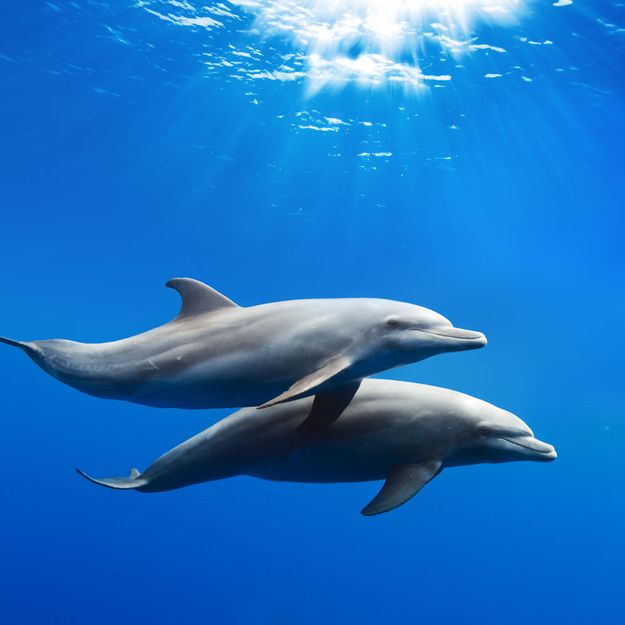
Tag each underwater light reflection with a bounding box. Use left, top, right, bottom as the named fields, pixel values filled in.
left=140, top=0, right=532, bottom=91
left=235, top=0, right=529, bottom=90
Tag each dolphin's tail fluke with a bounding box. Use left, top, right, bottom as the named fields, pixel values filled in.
left=76, top=467, right=148, bottom=490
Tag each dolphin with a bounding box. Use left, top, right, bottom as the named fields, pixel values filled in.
left=77, top=379, right=556, bottom=515
left=0, top=278, right=486, bottom=418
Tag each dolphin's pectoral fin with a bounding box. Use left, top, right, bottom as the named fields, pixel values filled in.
left=258, top=355, right=354, bottom=409
left=75, top=467, right=147, bottom=490
left=361, top=460, right=443, bottom=516
left=296, top=381, right=361, bottom=434
left=166, top=277, right=239, bottom=321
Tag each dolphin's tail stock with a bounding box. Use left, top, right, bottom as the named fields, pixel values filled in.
left=76, top=467, right=148, bottom=490
left=0, top=336, right=41, bottom=357
left=0, top=336, right=28, bottom=349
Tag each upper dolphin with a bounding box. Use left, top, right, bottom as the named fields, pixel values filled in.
left=77, top=379, right=556, bottom=515
left=0, top=278, right=486, bottom=412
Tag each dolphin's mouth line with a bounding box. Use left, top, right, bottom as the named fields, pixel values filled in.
left=417, top=329, right=485, bottom=341
left=499, top=437, right=555, bottom=455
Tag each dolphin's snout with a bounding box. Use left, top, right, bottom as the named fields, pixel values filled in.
left=503, top=436, right=557, bottom=462
left=441, top=327, right=487, bottom=342
left=544, top=447, right=557, bottom=461
left=527, top=437, right=557, bottom=461
left=423, top=326, right=487, bottom=349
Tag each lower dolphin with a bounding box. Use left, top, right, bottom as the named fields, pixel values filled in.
left=78, top=379, right=556, bottom=515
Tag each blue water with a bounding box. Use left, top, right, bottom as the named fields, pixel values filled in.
left=1, top=2, right=624, bottom=623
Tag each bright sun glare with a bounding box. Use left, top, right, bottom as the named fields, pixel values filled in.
left=142, top=0, right=533, bottom=91
left=235, top=0, right=529, bottom=90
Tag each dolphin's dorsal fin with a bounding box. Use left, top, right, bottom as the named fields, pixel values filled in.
left=166, top=278, right=238, bottom=320
left=361, top=460, right=442, bottom=516
left=258, top=355, right=353, bottom=409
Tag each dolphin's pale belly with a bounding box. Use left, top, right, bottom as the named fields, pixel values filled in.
left=249, top=452, right=393, bottom=484
left=247, top=435, right=425, bottom=484
left=128, top=375, right=291, bottom=409
left=124, top=345, right=332, bottom=408
left=53, top=353, right=317, bottom=408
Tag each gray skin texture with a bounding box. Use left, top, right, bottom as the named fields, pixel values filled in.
left=0, top=278, right=486, bottom=409
left=78, top=379, right=557, bottom=515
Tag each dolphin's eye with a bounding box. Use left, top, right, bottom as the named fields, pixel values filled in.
left=479, top=424, right=491, bottom=436
left=385, top=316, right=401, bottom=328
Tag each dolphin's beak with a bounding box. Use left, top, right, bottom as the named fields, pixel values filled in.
left=421, top=326, right=488, bottom=350
left=501, top=436, right=557, bottom=462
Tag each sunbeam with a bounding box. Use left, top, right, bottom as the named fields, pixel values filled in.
left=141, top=0, right=534, bottom=91
left=231, top=0, right=530, bottom=90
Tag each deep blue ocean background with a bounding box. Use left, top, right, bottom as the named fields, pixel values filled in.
left=1, top=2, right=624, bottom=624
